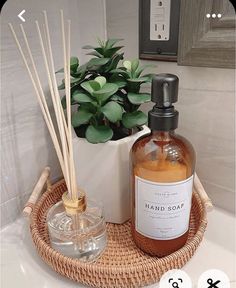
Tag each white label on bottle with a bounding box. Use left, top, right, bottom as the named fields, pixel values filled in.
left=135, top=175, right=194, bottom=240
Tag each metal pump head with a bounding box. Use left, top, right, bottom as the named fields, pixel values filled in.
left=151, top=74, right=179, bottom=108
left=148, top=74, right=179, bottom=131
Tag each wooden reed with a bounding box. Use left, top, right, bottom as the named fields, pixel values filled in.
left=60, top=10, right=77, bottom=199
left=8, top=24, right=66, bottom=178
left=9, top=10, right=79, bottom=200
left=43, top=10, right=72, bottom=196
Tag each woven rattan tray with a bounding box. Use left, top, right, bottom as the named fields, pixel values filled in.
left=27, top=175, right=208, bottom=288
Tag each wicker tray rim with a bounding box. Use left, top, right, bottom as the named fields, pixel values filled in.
left=30, top=179, right=208, bottom=287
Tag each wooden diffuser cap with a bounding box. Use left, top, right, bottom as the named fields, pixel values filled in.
left=62, top=190, right=86, bottom=215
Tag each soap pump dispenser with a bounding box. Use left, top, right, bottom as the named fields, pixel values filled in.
left=130, top=74, right=195, bottom=257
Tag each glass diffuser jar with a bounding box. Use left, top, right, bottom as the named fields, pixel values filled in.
left=47, top=191, right=107, bottom=262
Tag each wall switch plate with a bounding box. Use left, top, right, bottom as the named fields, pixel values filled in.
left=150, top=0, right=171, bottom=41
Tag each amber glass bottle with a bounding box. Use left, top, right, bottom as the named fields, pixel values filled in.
left=131, top=74, right=195, bottom=257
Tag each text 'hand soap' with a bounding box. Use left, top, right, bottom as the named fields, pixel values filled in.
left=130, top=74, right=195, bottom=257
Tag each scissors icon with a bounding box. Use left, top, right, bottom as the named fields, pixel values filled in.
left=207, top=278, right=221, bottom=288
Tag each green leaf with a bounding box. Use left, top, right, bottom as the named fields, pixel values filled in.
left=82, top=45, right=95, bottom=49
left=97, top=37, right=105, bottom=47
left=86, top=51, right=102, bottom=58
left=104, top=46, right=123, bottom=58
left=100, top=101, right=123, bottom=123
left=135, top=64, right=156, bottom=77
left=131, top=59, right=139, bottom=72
left=89, top=80, right=101, bottom=91
left=80, top=102, right=97, bottom=113
left=87, top=58, right=110, bottom=68
left=94, top=47, right=105, bottom=55
left=57, top=57, right=79, bottom=73
left=61, top=95, right=77, bottom=108
left=110, top=94, right=124, bottom=105
left=56, top=67, right=64, bottom=74
left=95, top=76, right=106, bottom=88
left=58, top=82, right=65, bottom=90
left=123, top=60, right=132, bottom=71
left=61, top=77, right=81, bottom=86
left=76, top=64, right=87, bottom=74
left=85, top=125, right=113, bottom=143
left=109, top=74, right=126, bottom=88
left=93, top=83, right=118, bottom=103
left=127, top=76, right=150, bottom=83
left=122, top=111, right=147, bottom=129
left=70, top=57, right=79, bottom=72
left=71, top=109, right=93, bottom=127
left=81, top=80, right=100, bottom=95
left=61, top=96, right=67, bottom=109
left=110, top=68, right=129, bottom=78
left=141, top=73, right=155, bottom=82
left=72, top=91, right=93, bottom=103
left=70, top=77, right=81, bottom=84
left=105, top=38, right=123, bottom=49
left=127, top=92, right=151, bottom=105
left=104, top=53, right=124, bottom=72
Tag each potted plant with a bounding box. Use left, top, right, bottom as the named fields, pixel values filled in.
left=58, top=39, right=153, bottom=223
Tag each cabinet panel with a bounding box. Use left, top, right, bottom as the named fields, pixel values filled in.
left=178, top=0, right=235, bottom=68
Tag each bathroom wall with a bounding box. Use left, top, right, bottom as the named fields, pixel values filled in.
left=0, top=0, right=106, bottom=227
left=106, top=0, right=235, bottom=213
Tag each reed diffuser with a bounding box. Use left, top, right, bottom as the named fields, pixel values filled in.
left=9, top=10, right=107, bottom=261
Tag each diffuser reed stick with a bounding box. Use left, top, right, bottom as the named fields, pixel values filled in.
left=8, top=24, right=66, bottom=180
left=60, top=11, right=77, bottom=199
left=43, top=11, right=72, bottom=196
left=9, top=10, right=79, bottom=200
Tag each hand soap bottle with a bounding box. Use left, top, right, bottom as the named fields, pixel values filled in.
left=130, top=74, right=195, bottom=257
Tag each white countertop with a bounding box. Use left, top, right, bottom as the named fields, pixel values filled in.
left=1, top=207, right=236, bottom=288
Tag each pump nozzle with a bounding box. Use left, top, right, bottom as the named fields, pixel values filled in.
left=151, top=74, right=179, bottom=108
left=148, top=74, right=179, bottom=131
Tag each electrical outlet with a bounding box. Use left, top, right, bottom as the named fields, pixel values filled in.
left=150, top=0, right=171, bottom=41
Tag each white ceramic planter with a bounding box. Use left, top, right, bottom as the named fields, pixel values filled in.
left=72, top=126, right=150, bottom=224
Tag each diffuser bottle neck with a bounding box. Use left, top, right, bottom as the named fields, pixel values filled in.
left=62, top=191, right=86, bottom=215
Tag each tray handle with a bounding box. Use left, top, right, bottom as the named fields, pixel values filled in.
left=23, top=167, right=51, bottom=217
left=194, top=173, right=213, bottom=212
